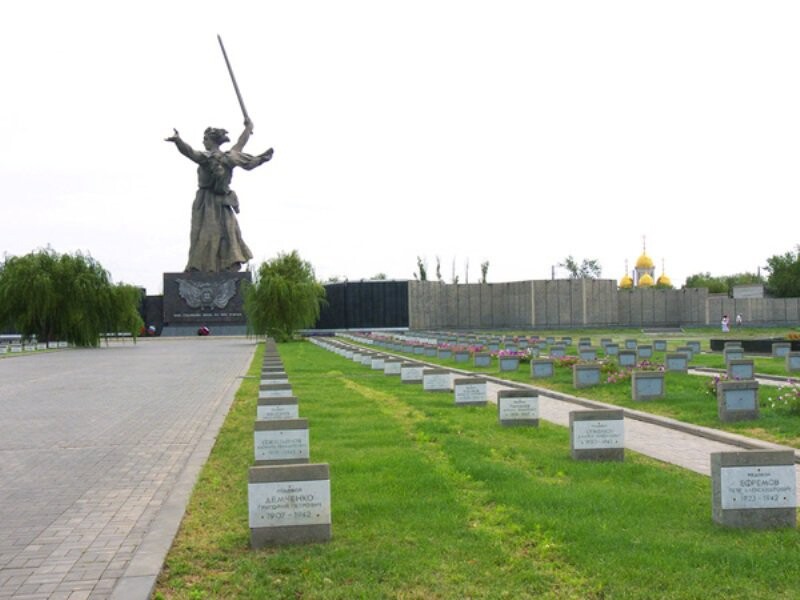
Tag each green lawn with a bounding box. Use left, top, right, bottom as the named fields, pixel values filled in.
left=154, top=339, right=800, bottom=599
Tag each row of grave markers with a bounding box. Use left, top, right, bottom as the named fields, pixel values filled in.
left=342, top=333, right=775, bottom=423
left=313, top=335, right=797, bottom=529
left=0, top=339, right=69, bottom=354
left=247, top=340, right=331, bottom=547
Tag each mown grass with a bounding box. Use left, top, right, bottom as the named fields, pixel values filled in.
left=155, top=340, right=800, bottom=599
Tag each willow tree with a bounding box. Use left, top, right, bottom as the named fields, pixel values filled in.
left=244, top=251, right=326, bottom=341
left=0, top=248, right=143, bottom=346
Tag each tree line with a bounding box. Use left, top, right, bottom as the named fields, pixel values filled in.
left=0, top=248, right=143, bottom=346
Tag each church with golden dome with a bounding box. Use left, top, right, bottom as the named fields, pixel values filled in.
left=619, top=238, right=672, bottom=289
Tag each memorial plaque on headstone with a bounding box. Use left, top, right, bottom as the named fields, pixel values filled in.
left=531, top=359, right=554, bottom=378
left=711, top=450, right=796, bottom=529
left=423, top=369, right=451, bottom=392
left=772, top=342, right=791, bottom=358
left=574, top=364, right=601, bottom=388
left=384, top=360, right=402, bottom=375
left=254, top=419, right=309, bottom=465
left=499, top=357, right=520, bottom=372
left=727, top=359, right=754, bottom=380
left=453, top=378, right=487, bottom=406
left=401, top=363, right=424, bottom=383
left=724, top=348, right=744, bottom=363
left=257, top=397, right=300, bottom=420
left=259, top=383, right=293, bottom=399
left=717, top=380, right=759, bottom=421
left=262, top=374, right=289, bottom=385
left=665, top=353, right=688, bottom=373
left=549, top=345, right=566, bottom=358
left=631, top=371, right=665, bottom=401
left=637, top=345, right=653, bottom=360
left=653, top=340, right=667, bottom=352
left=248, top=463, right=331, bottom=546
left=579, top=348, right=597, bottom=361
left=497, top=390, right=539, bottom=426
left=454, top=351, right=470, bottom=364
left=618, top=350, right=636, bottom=367
left=570, top=409, right=624, bottom=461
left=371, top=356, right=386, bottom=370
left=624, top=339, right=637, bottom=350
left=473, top=353, right=491, bottom=368
left=787, top=352, right=800, bottom=373
left=604, top=343, right=619, bottom=357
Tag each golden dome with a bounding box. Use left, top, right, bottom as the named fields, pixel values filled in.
left=619, top=274, right=633, bottom=289
left=635, top=253, right=654, bottom=269
left=638, top=273, right=654, bottom=287
left=657, top=273, right=672, bottom=286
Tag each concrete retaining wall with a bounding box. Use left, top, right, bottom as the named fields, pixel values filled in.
left=408, top=280, right=799, bottom=329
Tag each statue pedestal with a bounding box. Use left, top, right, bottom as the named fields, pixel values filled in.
left=161, top=271, right=251, bottom=336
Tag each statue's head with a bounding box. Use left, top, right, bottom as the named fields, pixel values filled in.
left=203, top=127, right=230, bottom=149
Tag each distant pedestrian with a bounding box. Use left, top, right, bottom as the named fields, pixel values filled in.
left=736, top=314, right=743, bottom=327
left=721, top=315, right=730, bottom=333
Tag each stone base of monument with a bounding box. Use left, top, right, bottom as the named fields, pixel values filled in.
left=570, top=410, right=624, bottom=461
left=711, top=450, right=796, bottom=529
left=249, top=463, right=331, bottom=547
left=161, top=271, right=251, bottom=336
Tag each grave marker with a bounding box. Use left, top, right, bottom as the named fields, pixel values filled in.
left=665, top=353, right=688, bottom=373
left=400, top=363, right=424, bottom=384
left=631, top=371, right=665, bottom=401
left=772, top=342, right=791, bottom=358
left=530, top=359, right=554, bottom=379
left=254, top=419, right=309, bottom=465
left=717, top=380, right=759, bottom=422
left=383, top=359, right=402, bottom=375
left=259, top=383, right=293, bottom=399
left=570, top=410, right=624, bottom=461
left=711, top=450, right=796, bottom=529
left=453, top=378, right=487, bottom=406
left=497, top=389, right=539, bottom=426
left=786, top=352, right=800, bottom=373
left=423, top=368, right=451, bottom=391
left=473, top=353, right=491, bottom=368
left=248, top=463, right=331, bottom=546
left=573, top=363, right=601, bottom=388
left=618, top=350, right=636, bottom=367
left=257, top=397, right=300, bottom=420
left=727, top=359, right=754, bottom=380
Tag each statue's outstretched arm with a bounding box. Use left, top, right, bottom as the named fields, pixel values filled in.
left=240, top=148, right=274, bottom=171
left=232, top=118, right=254, bottom=152
left=165, top=129, right=204, bottom=163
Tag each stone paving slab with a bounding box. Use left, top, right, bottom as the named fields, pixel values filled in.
left=0, top=338, right=256, bottom=600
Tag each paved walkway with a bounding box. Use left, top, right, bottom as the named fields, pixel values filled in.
left=0, top=338, right=256, bottom=600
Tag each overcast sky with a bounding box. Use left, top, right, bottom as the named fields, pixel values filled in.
left=2, top=1, right=799, bottom=294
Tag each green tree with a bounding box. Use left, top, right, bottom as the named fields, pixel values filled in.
left=480, top=260, right=490, bottom=284
left=243, top=250, right=326, bottom=341
left=684, top=272, right=763, bottom=294
left=0, top=248, right=142, bottom=346
left=559, top=256, right=602, bottom=279
left=414, top=256, right=428, bottom=281
left=765, top=246, right=800, bottom=297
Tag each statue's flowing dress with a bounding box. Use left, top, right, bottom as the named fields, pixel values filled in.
left=184, top=148, right=260, bottom=272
